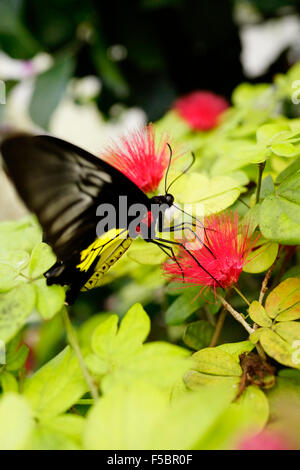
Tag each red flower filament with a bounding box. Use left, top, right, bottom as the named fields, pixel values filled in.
left=102, top=124, right=174, bottom=193
left=174, top=90, right=229, bottom=131
left=164, top=212, right=255, bottom=290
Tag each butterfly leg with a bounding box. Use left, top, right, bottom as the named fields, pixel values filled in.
left=149, top=239, right=185, bottom=281
left=157, top=217, right=215, bottom=258
left=152, top=236, right=223, bottom=288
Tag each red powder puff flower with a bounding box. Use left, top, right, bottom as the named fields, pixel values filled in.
left=102, top=124, right=176, bottom=193
left=174, top=90, right=229, bottom=131
left=237, top=431, right=291, bottom=450
left=164, top=212, right=256, bottom=290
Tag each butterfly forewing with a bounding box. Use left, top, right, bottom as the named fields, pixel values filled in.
left=1, top=134, right=149, bottom=260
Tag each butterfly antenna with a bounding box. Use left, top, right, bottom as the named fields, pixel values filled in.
left=166, top=152, right=195, bottom=194
left=164, top=143, right=173, bottom=194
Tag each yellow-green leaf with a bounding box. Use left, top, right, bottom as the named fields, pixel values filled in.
left=259, top=328, right=300, bottom=369
left=248, top=301, right=272, bottom=327
left=243, top=242, right=279, bottom=274
left=0, top=393, right=34, bottom=450
left=265, top=278, right=300, bottom=320
left=192, top=348, right=242, bottom=377
left=274, top=321, right=300, bottom=344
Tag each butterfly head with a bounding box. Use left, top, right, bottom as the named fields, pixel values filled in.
left=150, top=193, right=174, bottom=208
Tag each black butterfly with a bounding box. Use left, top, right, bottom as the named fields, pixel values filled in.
left=1, top=134, right=220, bottom=304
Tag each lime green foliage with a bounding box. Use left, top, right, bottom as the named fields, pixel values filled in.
left=259, top=173, right=300, bottom=244
left=0, top=393, right=34, bottom=450
left=249, top=279, right=300, bottom=369
left=1, top=63, right=300, bottom=450
left=86, top=304, right=191, bottom=393
left=0, top=217, right=65, bottom=342
left=244, top=238, right=279, bottom=273
left=83, top=381, right=235, bottom=450
left=183, top=320, right=214, bottom=350
left=183, top=342, right=269, bottom=449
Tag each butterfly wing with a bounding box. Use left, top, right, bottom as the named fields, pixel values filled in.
left=1, top=134, right=149, bottom=261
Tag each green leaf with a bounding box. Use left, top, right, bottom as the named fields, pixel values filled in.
left=29, top=56, right=75, bottom=129
left=259, top=173, right=300, bottom=244
left=6, top=344, right=29, bottom=371
left=100, top=342, right=191, bottom=394
left=216, top=341, right=255, bottom=361
left=91, top=303, right=150, bottom=361
left=249, top=328, right=267, bottom=344
left=91, top=315, right=118, bottom=358
left=259, top=329, right=300, bottom=369
left=0, top=250, right=30, bottom=271
left=274, top=321, right=300, bottom=344
left=165, top=287, right=207, bottom=325
left=248, top=301, right=272, bottom=327
left=23, top=346, right=87, bottom=420
left=114, top=303, right=151, bottom=355
left=265, top=278, right=300, bottom=321
left=184, top=370, right=239, bottom=389
left=271, top=142, right=300, bottom=157
left=88, top=304, right=190, bottom=392
left=192, top=348, right=242, bottom=376
left=0, top=250, right=30, bottom=291
left=156, top=385, right=236, bottom=450
left=276, top=156, right=300, bottom=184
left=183, top=320, right=214, bottom=350
left=83, top=381, right=168, bottom=450
left=127, top=240, right=166, bottom=265
left=0, top=217, right=42, bottom=253
left=34, top=279, right=65, bottom=320
left=78, top=313, right=113, bottom=350
left=0, top=284, right=35, bottom=343
left=232, top=83, right=271, bottom=108
left=260, top=175, right=275, bottom=198
left=0, top=371, right=18, bottom=393
left=0, top=263, right=20, bottom=291
left=0, top=393, right=34, bottom=450
left=256, top=122, right=290, bottom=145
left=171, top=173, right=245, bottom=214
left=27, top=415, right=84, bottom=450
left=29, top=242, right=56, bottom=279
left=83, top=381, right=235, bottom=450
left=198, top=386, right=269, bottom=450
left=243, top=240, right=279, bottom=273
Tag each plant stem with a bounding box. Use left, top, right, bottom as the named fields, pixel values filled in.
left=259, top=248, right=282, bottom=304
left=62, top=307, right=98, bottom=401
left=216, top=294, right=254, bottom=335
left=255, top=161, right=266, bottom=204
left=256, top=342, right=267, bottom=362
left=209, top=308, right=227, bottom=347
left=233, top=285, right=250, bottom=306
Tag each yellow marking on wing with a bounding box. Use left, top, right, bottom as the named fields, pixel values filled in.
left=76, top=228, right=132, bottom=292
left=81, top=236, right=132, bottom=291
left=77, top=228, right=126, bottom=273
